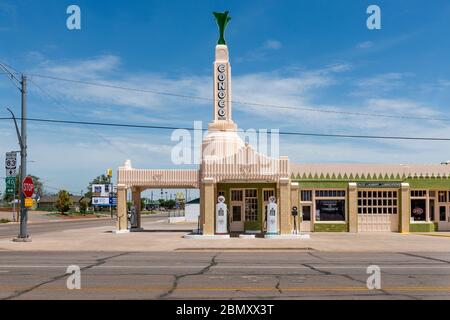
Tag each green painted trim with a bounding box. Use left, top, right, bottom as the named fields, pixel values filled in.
left=245, top=221, right=261, bottom=231
left=293, top=177, right=450, bottom=189
left=314, top=223, right=348, bottom=232
left=406, top=179, right=450, bottom=189
left=217, top=182, right=277, bottom=232
left=296, top=181, right=349, bottom=188
left=409, top=222, right=437, bottom=232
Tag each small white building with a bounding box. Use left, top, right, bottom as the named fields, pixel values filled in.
left=185, top=198, right=200, bottom=222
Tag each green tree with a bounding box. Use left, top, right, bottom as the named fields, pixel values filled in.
left=158, top=199, right=176, bottom=209
left=55, top=190, right=72, bottom=214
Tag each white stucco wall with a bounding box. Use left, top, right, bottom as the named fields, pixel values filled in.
left=185, top=203, right=200, bottom=222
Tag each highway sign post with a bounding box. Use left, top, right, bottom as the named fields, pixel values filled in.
left=5, top=177, right=15, bottom=196
left=5, top=152, right=17, bottom=169
left=24, top=198, right=33, bottom=208
left=5, top=152, right=18, bottom=223
left=22, top=176, right=34, bottom=198
left=109, top=196, right=117, bottom=206
left=5, top=152, right=17, bottom=177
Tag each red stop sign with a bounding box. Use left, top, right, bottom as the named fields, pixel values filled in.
left=22, top=176, right=35, bottom=198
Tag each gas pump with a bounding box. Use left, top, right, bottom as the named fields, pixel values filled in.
left=266, top=196, right=278, bottom=235
left=216, top=196, right=228, bottom=234
left=129, top=205, right=138, bottom=229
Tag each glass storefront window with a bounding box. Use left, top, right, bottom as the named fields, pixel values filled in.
left=411, top=199, right=426, bottom=221
left=245, top=189, right=258, bottom=222
left=429, top=199, right=435, bottom=221
left=438, top=191, right=447, bottom=203
left=315, top=200, right=345, bottom=221
left=302, top=205, right=311, bottom=221
left=440, top=206, right=446, bottom=221
left=300, top=190, right=312, bottom=202
left=232, top=206, right=241, bottom=221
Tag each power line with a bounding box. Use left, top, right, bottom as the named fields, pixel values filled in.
left=0, top=62, right=22, bottom=91
left=28, top=72, right=450, bottom=123
left=0, top=116, right=449, bottom=141
left=28, top=77, right=128, bottom=156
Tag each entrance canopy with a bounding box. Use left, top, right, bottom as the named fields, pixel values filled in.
left=117, top=160, right=199, bottom=189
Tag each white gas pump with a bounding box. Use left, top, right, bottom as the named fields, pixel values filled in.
left=129, top=205, right=137, bottom=229
left=266, top=196, right=278, bottom=235
left=215, top=196, right=228, bottom=234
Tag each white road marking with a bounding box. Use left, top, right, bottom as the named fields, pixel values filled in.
left=0, top=265, right=450, bottom=269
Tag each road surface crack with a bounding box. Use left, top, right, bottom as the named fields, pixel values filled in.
left=159, top=253, right=219, bottom=299
left=302, top=263, right=332, bottom=275
left=2, top=252, right=129, bottom=300
left=275, top=275, right=283, bottom=294
left=399, top=252, right=450, bottom=264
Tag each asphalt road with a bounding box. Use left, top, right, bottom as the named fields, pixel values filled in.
left=0, top=251, right=449, bottom=300
left=0, top=214, right=166, bottom=239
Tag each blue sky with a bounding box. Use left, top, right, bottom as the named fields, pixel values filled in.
left=1, top=0, right=450, bottom=194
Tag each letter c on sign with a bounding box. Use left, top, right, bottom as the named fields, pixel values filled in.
left=218, top=91, right=226, bottom=99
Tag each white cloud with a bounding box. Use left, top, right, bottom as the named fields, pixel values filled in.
left=236, top=39, right=283, bottom=63
left=29, top=55, right=211, bottom=111
left=357, top=41, right=374, bottom=49
left=263, top=39, right=282, bottom=50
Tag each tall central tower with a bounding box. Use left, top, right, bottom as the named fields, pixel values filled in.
left=209, top=11, right=236, bottom=132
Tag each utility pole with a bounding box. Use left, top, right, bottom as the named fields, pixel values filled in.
left=5, top=74, right=29, bottom=241
left=17, top=75, right=29, bottom=241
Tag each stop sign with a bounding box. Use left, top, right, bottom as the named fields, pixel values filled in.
left=22, top=176, right=34, bottom=198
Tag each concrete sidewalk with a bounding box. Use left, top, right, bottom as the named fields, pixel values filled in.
left=0, top=219, right=449, bottom=252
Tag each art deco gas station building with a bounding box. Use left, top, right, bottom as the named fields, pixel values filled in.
left=115, top=12, right=450, bottom=236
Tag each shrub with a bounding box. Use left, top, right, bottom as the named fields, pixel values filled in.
left=79, top=200, right=88, bottom=214
left=55, top=190, right=72, bottom=214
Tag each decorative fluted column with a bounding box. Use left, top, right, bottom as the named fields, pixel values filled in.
left=400, top=183, right=410, bottom=233
left=132, top=187, right=142, bottom=229
left=348, top=182, right=358, bottom=233
left=201, top=178, right=215, bottom=235
left=115, top=184, right=128, bottom=233
left=279, top=178, right=292, bottom=235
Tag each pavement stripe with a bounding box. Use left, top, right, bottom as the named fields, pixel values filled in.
left=1, top=265, right=450, bottom=269
left=0, top=285, right=450, bottom=292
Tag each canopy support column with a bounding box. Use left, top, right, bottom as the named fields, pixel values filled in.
left=279, top=178, right=292, bottom=235
left=115, top=184, right=129, bottom=233
left=201, top=178, right=215, bottom=235
left=132, top=187, right=142, bottom=230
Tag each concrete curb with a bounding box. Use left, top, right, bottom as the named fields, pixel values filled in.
left=264, top=234, right=311, bottom=239
left=184, top=234, right=230, bottom=239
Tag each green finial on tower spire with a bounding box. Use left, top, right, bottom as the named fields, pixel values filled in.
left=213, top=11, right=231, bottom=45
